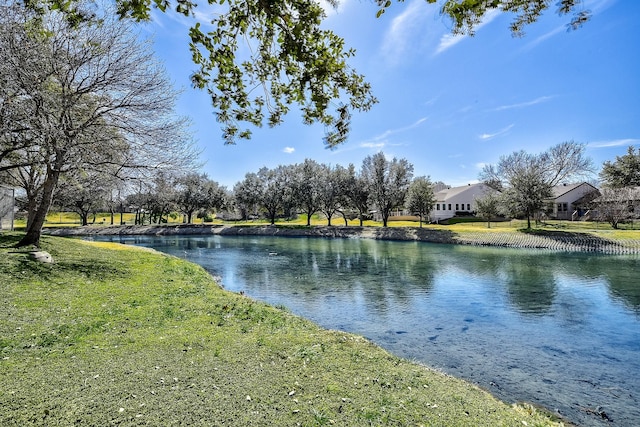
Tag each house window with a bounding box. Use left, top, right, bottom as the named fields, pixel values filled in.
left=456, top=204, right=459, bottom=210
left=467, top=204, right=471, bottom=210
left=448, top=204, right=451, bottom=210
left=436, top=204, right=440, bottom=210
left=557, top=203, right=568, bottom=212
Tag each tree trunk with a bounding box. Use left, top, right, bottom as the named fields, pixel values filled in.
left=24, top=187, right=41, bottom=229
left=18, top=169, right=60, bottom=247
left=337, top=211, right=348, bottom=226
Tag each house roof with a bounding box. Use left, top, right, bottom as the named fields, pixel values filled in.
left=435, top=183, right=489, bottom=201
left=550, top=182, right=598, bottom=199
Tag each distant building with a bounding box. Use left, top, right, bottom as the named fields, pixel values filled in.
left=430, top=183, right=493, bottom=222
left=545, top=182, right=600, bottom=220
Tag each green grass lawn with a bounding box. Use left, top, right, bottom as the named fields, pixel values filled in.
left=0, top=233, right=564, bottom=426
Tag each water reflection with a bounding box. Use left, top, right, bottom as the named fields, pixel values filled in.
left=93, top=235, right=640, bottom=426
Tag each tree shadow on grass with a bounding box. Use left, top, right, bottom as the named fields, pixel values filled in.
left=0, top=232, right=23, bottom=248
left=2, top=233, right=130, bottom=281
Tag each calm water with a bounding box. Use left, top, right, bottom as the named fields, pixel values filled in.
left=93, top=235, right=640, bottom=426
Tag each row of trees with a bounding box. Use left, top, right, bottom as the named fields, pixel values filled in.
left=233, top=154, right=425, bottom=227
left=51, top=172, right=226, bottom=226
left=104, top=153, right=429, bottom=227
left=32, top=141, right=640, bottom=231
left=45, top=152, right=435, bottom=228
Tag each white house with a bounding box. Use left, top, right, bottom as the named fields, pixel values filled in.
left=546, top=182, right=600, bottom=220
left=430, top=183, right=493, bottom=222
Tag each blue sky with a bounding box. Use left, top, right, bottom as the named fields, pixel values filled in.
left=142, top=0, right=639, bottom=189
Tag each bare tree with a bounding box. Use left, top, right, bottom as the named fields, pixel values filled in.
left=291, top=159, right=323, bottom=226
left=318, top=164, right=350, bottom=226
left=480, top=141, right=593, bottom=229
left=54, top=169, right=119, bottom=226
left=234, top=172, right=263, bottom=220
left=596, top=187, right=640, bottom=229
left=406, top=176, right=435, bottom=228
left=257, top=166, right=294, bottom=225
left=344, top=164, right=370, bottom=226
left=175, top=173, right=226, bottom=223
left=474, top=191, right=502, bottom=228
left=0, top=3, right=198, bottom=246
left=361, top=152, right=413, bottom=227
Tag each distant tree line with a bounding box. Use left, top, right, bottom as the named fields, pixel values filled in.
left=15, top=139, right=640, bottom=230
left=52, top=140, right=640, bottom=231
left=48, top=152, right=430, bottom=228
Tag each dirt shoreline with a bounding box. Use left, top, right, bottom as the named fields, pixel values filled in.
left=44, top=223, right=640, bottom=254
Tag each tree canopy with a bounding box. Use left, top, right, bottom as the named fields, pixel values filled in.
left=599, top=146, right=640, bottom=188
left=376, top=0, right=591, bottom=36
left=31, top=0, right=591, bottom=148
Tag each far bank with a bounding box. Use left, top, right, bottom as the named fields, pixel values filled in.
left=44, top=223, right=640, bottom=254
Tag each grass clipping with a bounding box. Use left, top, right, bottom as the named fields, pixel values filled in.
left=0, top=234, right=563, bottom=426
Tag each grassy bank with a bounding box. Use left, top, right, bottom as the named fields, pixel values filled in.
left=0, top=233, right=564, bottom=426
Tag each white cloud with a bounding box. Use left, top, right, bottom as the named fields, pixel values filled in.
left=359, top=116, right=428, bottom=149
left=424, top=96, right=439, bottom=107
left=283, top=147, right=295, bottom=154
left=475, top=162, right=488, bottom=170
left=435, top=33, right=464, bottom=55
left=360, top=142, right=386, bottom=149
left=589, top=139, right=640, bottom=148
left=492, top=96, right=554, bottom=111
left=434, top=9, right=500, bottom=55
left=522, top=26, right=565, bottom=51
left=380, top=0, right=433, bottom=65
left=479, top=124, right=515, bottom=140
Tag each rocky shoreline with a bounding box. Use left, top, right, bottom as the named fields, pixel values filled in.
left=44, top=223, right=640, bottom=254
